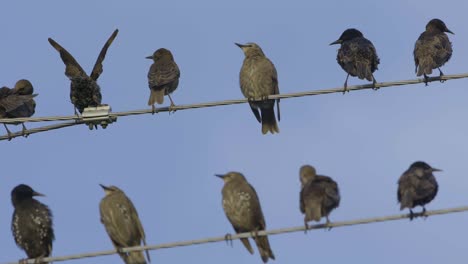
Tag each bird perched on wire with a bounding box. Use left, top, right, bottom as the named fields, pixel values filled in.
left=330, top=28, right=380, bottom=93
left=414, top=18, right=454, bottom=85
left=99, top=184, right=151, bottom=264
left=216, top=172, right=275, bottom=263
left=11, top=184, right=54, bottom=263
left=397, top=161, right=441, bottom=220
left=146, top=48, right=180, bottom=113
left=299, top=165, right=340, bottom=231
left=0, top=79, right=37, bottom=140
left=48, top=29, right=118, bottom=115
left=236, top=42, right=280, bottom=134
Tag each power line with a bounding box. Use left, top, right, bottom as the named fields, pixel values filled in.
left=4, top=205, right=468, bottom=264
left=1, top=72, right=467, bottom=141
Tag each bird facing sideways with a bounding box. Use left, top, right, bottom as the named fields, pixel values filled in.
left=99, top=184, right=151, bottom=264
left=216, top=172, right=275, bottom=263
left=414, top=18, right=454, bottom=85
left=236, top=42, right=280, bottom=135
left=397, top=161, right=441, bottom=220
left=330, top=28, right=380, bottom=93
left=11, top=184, right=54, bottom=263
left=48, top=29, right=118, bottom=115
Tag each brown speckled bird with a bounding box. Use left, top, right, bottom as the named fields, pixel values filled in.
left=397, top=161, right=441, bottom=220
left=299, top=165, right=340, bottom=230
left=11, top=184, right=54, bottom=263
left=236, top=42, right=280, bottom=134
left=146, top=48, right=180, bottom=113
left=99, top=184, right=150, bottom=264
left=330, top=28, right=380, bottom=93
left=216, top=172, right=275, bottom=263
left=414, top=19, right=453, bottom=85
left=0, top=79, right=37, bottom=139
left=48, top=29, right=118, bottom=114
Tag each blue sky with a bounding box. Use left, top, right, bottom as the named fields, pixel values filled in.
left=2, top=0, right=468, bottom=263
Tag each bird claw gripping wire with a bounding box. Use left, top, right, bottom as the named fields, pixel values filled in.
left=224, top=233, right=234, bottom=247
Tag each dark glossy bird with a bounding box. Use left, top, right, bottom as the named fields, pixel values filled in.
left=236, top=42, right=280, bottom=134
left=11, top=184, right=54, bottom=263
left=330, top=28, right=380, bottom=93
left=48, top=29, right=118, bottom=114
left=397, top=161, right=441, bottom=220
left=146, top=48, right=180, bottom=113
left=99, top=184, right=150, bottom=264
left=0, top=80, right=37, bottom=139
left=414, top=19, right=453, bottom=85
left=216, top=172, right=275, bottom=263
left=299, top=165, right=340, bottom=230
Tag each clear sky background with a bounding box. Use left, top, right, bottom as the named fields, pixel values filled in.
left=1, top=0, right=468, bottom=263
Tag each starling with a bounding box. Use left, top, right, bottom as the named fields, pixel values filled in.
left=397, top=161, right=441, bottom=220
left=236, top=42, right=280, bottom=135
left=99, top=184, right=151, bottom=264
left=216, top=172, right=275, bottom=263
left=330, top=28, right=380, bottom=93
left=146, top=48, right=180, bottom=113
left=299, top=165, right=340, bottom=230
left=0, top=79, right=37, bottom=139
left=414, top=19, right=454, bottom=85
left=48, top=29, right=118, bottom=114
left=11, top=184, right=54, bottom=263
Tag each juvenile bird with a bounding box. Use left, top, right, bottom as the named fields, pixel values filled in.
left=414, top=19, right=453, bottom=85
left=11, top=184, right=54, bottom=263
left=236, top=42, right=280, bottom=134
left=146, top=48, right=180, bottom=113
left=397, top=161, right=441, bottom=220
left=0, top=79, right=37, bottom=139
left=48, top=29, right=118, bottom=114
left=99, top=184, right=150, bottom=264
left=216, top=172, right=275, bottom=263
left=299, top=165, right=340, bottom=230
left=330, top=28, right=380, bottom=93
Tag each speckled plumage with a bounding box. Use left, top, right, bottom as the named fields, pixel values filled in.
left=397, top=161, right=440, bottom=220
left=48, top=29, right=118, bottom=114
left=99, top=185, right=150, bottom=264
left=237, top=43, right=280, bottom=134
left=146, top=48, right=180, bottom=111
left=11, top=184, right=54, bottom=262
left=414, top=19, right=453, bottom=84
left=217, top=172, right=275, bottom=263
left=299, top=165, right=340, bottom=228
left=331, top=28, right=380, bottom=92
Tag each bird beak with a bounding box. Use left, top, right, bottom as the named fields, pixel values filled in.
left=32, top=191, right=45, bottom=197
left=145, top=55, right=153, bottom=59
left=235, top=43, right=246, bottom=48
left=215, top=174, right=226, bottom=179
left=446, top=29, right=454, bottom=35
left=99, top=184, right=111, bottom=190
left=329, top=39, right=342, bottom=45
left=431, top=168, right=442, bottom=172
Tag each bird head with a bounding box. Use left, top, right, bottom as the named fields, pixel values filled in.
left=99, top=184, right=122, bottom=196
left=330, top=28, right=364, bottom=45
left=235, top=42, right=265, bottom=57
left=11, top=184, right=45, bottom=206
left=299, top=165, right=317, bottom=186
left=426, top=18, right=454, bottom=34
left=13, top=79, right=34, bottom=95
left=409, top=161, right=442, bottom=178
left=215, top=171, right=246, bottom=183
left=146, top=48, right=174, bottom=61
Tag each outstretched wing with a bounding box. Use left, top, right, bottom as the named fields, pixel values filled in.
left=48, top=38, right=87, bottom=79
left=90, top=29, right=119, bottom=81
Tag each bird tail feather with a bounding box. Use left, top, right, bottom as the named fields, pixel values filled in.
left=148, top=89, right=164, bottom=106
left=356, top=61, right=373, bottom=82
left=254, top=235, right=275, bottom=263
left=260, top=106, right=279, bottom=135
left=305, top=201, right=322, bottom=222
left=123, top=251, right=147, bottom=264
left=240, top=238, right=254, bottom=254
left=416, top=59, right=434, bottom=76
left=400, top=190, right=413, bottom=210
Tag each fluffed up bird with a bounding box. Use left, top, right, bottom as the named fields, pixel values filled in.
left=0, top=79, right=37, bottom=139
left=414, top=18, right=453, bottom=85
left=216, top=172, right=275, bottom=263
left=99, top=184, right=151, bottom=264
left=236, top=42, right=280, bottom=134
left=48, top=29, right=118, bottom=115
left=299, top=165, right=340, bottom=231
left=146, top=48, right=180, bottom=113
left=11, top=184, right=54, bottom=263
left=330, top=28, right=380, bottom=93
left=397, top=161, right=441, bottom=220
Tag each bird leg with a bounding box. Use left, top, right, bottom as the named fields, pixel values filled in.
left=343, top=74, right=350, bottom=94
left=304, top=220, right=309, bottom=234
left=224, top=233, right=234, bottom=247
left=421, top=206, right=428, bottom=220
left=438, top=68, right=445, bottom=83
left=409, top=209, right=415, bottom=221
left=372, top=75, right=379, bottom=90
left=325, top=216, right=333, bottom=231
left=21, top=123, right=30, bottom=138
left=151, top=104, right=157, bottom=115
left=167, top=94, right=177, bottom=114
left=74, top=107, right=79, bottom=116
left=423, top=74, right=429, bottom=86
left=3, top=124, right=13, bottom=141
left=18, top=258, right=29, bottom=264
